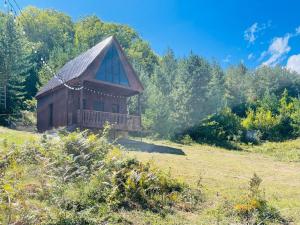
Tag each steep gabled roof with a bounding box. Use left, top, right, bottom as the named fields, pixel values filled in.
left=36, top=36, right=143, bottom=97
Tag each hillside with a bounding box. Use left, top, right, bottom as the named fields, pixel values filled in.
left=1, top=127, right=300, bottom=224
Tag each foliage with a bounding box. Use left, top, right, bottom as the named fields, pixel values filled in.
left=19, top=110, right=37, bottom=127
left=242, top=90, right=300, bottom=141
left=0, top=14, right=33, bottom=125
left=234, top=174, right=287, bottom=224
left=178, top=108, right=243, bottom=148
left=2, top=6, right=300, bottom=143
left=179, top=134, right=194, bottom=145
left=0, top=129, right=203, bottom=224
left=0, top=7, right=160, bottom=127
left=24, top=98, right=37, bottom=112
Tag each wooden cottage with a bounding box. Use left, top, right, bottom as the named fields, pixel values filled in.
left=36, top=36, right=144, bottom=133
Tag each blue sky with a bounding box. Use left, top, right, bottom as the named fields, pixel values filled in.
left=2, top=0, right=300, bottom=71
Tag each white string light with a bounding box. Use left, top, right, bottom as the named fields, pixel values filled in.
left=40, top=57, right=126, bottom=99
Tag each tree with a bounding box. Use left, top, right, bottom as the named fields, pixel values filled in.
left=172, top=53, right=211, bottom=130
left=142, top=49, right=177, bottom=136
left=224, top=63, right=249, bottom=106
left=0, top=15, right=32, bottom=125
left=206, top=62, right=225, bottom=113
left=19, top=6, right=74, bottom=58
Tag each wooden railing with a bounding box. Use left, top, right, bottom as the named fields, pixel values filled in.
left=77, top=110, right=141, bottom=131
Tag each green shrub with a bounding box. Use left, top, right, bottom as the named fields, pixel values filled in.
left=24, top=99, right=37, bottom=112
left=180, top=134, right=194, bottom=145
left=242, top=90, right=299, bottom=141
left=178, top=108, right=244, bottom=148
left=234, top=173, right=287, bottom=224
left=0, top=129, right=203, bottom=224
left=242, top=108, right=281, bottom=141
left=20, top=110, right=37, bottom=127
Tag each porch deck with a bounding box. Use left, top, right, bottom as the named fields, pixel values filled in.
left=77, top=109, right=141, bottom=131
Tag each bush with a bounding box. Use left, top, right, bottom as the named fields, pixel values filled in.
left=20, top=110, right=37, bottom=127
left=24, top=99, right=37, bottom=112
left=178, top=108, right=244, bottom=148
left=242, top=90, right=299, bottom=141
left=234, top=173, right=287, bottom=224
left=0, top=129, right=203, bottom=224
left=242, top=108, right=281, bottom=141
left=180, top=134, right=194, bottom=145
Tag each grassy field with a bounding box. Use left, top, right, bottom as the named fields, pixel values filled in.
left=0, top=126, right=38, bottom=145
left=123, top=138, right=300, bottom=224
left=1, top=127, right=300, bottom=224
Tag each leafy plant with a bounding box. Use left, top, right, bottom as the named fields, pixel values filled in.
left=178, top=108, right=244, bottom=148
left=0, top=129, right=203, bottom=224
left=234, top=173, right=288, bottom=224
left=180, top=134, right=194, bottom=145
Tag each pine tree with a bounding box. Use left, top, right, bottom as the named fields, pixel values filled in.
left=207, top=62, right=225, bottom=113
left=0, top=15, right=32, bottom=125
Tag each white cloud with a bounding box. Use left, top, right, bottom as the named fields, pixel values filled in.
left=223, top=54, right=231, bottom=63
left=248, top=53, right=254, bottom=60
left=287, top=54, right=300, bottom=74
left=258, top=51, right=267, bottom=61
left=261, top=34, right=291, bottom=66
left=244, top=21, right=271, bottom=44
left=257, top=25, right=300, bottom=67
left=244, top=23, right=258, bottom=43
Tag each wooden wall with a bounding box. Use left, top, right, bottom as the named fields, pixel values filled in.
left=37, top=87, right=68, bottom=132
left=38, top=85, right=128, bottom=132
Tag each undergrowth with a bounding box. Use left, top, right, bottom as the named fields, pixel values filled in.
left=0, top=128, right=203, bottom=224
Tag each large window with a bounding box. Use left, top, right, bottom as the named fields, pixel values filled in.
left=93, top=100, right=104, bottom=111
left=96, top=44, right=129, bottom=86
left=112, top=104, right=120, bottom=113
left=83, top=99, right=87, bottom=109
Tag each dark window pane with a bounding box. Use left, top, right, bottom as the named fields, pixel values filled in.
left=95, top=44, right=129, bottom=86
left=93, top=101, right=104, bottom=111
left=112, top=104, right=119, bottom=113
left=83, top=99, right=87, bottom=109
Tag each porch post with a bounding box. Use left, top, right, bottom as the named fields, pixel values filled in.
left=79, top=80, right=83, bottom=129
left=138, top=94, right=141, bottom=116
left=138, top=94, right=142, bottom=140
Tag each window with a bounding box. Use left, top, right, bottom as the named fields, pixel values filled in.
left=95, top=44, right=129, bottom=86
left=112, top=104, right=120, bottom=113
left=93, top=100, right=104, bottom=111
left=83, top=99, right=87, bottom=109
left=49, top=103, right=53, bottom=127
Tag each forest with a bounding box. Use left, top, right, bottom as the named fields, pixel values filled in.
left=1, top=7, right=300, bottom=146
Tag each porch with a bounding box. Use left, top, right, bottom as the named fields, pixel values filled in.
left=77, top=109, right=141, bottom=131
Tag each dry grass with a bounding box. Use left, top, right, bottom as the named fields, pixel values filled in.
left=0, top=126, right=38, bottom=146
left=125, top=138, right=300, bottom=224
left=1, top=127, right=300, bottom=224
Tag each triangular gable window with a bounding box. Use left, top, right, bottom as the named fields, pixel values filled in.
left=96, top=44, right=129, bottom=86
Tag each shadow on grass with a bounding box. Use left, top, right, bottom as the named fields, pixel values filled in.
left=117, top=139, right=185, bottom=155
left=197, top=140, right=242, bottom=151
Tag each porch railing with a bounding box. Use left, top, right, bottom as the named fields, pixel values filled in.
left=77, top=110, right=141, bottom=131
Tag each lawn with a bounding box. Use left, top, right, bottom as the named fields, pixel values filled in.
left=0, top=126, right=38, bottom=146
left=1, top=127, right=300, bottom=224
left=123, top=138, right=300, bottom=224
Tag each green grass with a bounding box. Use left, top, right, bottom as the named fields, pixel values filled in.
left=0, top=126, right=38, bottom=146
left=1, top=127, right=300, bottom=224
left=243, top=139, right=300, bottom=162
left=125, top=138, right=300, bottom=224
